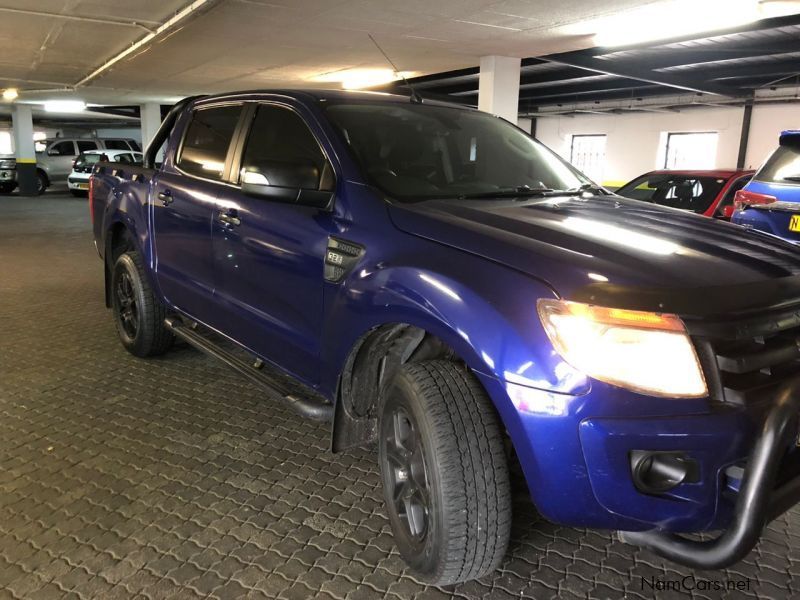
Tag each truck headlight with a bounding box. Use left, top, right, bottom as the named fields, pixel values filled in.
left=537, top=299, right=707, bottom=398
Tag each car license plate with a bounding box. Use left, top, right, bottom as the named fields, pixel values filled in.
left=790, top=215, right=800, bottom=233
left=77, top=183, right=89, bottom=190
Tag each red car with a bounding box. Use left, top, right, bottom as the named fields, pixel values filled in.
left=615, top=169, right=754, bottom=219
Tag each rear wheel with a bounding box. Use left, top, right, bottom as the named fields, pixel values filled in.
left=378, top=360, right=511, bottom=585
left=111, top=250, right=173, bottom=357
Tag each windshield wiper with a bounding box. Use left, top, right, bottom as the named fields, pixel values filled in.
left=543, top=182, right=607, bottom=196
left=782, top=176, right=800, bottom=182
left=454, top=186, right=554, bottom=200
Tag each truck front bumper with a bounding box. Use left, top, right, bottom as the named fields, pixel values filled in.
left=619, top=380, right=800, bottom=569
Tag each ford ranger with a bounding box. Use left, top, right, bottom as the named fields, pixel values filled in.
left=90, top=90, right=800, bottom=585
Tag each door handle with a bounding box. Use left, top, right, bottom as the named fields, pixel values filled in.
left=218, top=211, right=241, bottom=227
left=157, top=190, right=173, bottom=206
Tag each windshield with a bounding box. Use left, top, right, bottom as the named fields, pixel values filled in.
left=324, top=102, right=590, bottom=201
left=616, top=174, right=727, bottom=213
left=756, top=144, right=800, bottom=185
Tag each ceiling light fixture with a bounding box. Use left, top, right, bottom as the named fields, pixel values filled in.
left=312, top=68, right=414, bottom=90
left=43, top=100, right=86, bottom=113
left=2, top=88, right=18, bottom=101
left=589, top=0, right=800, bottom=47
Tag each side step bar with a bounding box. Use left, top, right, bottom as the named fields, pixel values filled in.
left=164, top=317, right=334, bottom=422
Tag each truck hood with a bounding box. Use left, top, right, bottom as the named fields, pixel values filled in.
left=387, top=194, right=800, bottom=318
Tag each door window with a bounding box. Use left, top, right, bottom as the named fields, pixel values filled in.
left=239, top=105, right=330, bottom=190
left=103, top=140, right=129, bottom=150
left=48, top=141, right=76, bottom=156
left=114, top=153, right=133, bottom=164
left=177, top=105, right=242, bottom=180
left=77, top=140, right=99, bottom=153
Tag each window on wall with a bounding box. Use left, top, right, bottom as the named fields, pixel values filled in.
left=570, top=134, right=606, bottom=183
left=664, top=132, right=718, bottom=169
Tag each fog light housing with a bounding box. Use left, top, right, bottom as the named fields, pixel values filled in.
left=630, top=450, right=699, bottom=494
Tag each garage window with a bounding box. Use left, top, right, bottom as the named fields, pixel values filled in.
left=177, top=105, right=242, bottom=180
left=664, top=132, right=718, bottom=169
left=570, top=134, right=606, bottom=183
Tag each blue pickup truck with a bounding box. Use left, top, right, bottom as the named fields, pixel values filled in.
left=90, top=90, right=800, bottom=584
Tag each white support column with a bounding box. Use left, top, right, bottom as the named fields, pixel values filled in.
left=12, top=104, right=37, bottom=195
left=478, top=55, right=521, bottom=124
left=140, top=103, right=162, bottom=152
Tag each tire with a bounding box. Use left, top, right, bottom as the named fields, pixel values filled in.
left=378, top=360, right=511, bottom=585
left=111, top=250, right=173, bottom=357
left=35, top=171, right=47, bottom=195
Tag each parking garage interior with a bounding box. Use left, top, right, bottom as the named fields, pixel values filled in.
left=3, top=1, right=800, bottom=599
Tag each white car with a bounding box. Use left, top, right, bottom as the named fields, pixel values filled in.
left=68, top=149, right=142, bottom=196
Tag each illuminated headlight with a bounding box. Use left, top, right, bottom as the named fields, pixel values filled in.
left=537, top=299, right=707, bottom=398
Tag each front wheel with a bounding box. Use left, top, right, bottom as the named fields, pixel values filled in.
left=111, top=250, right=173, bottom=357
left=379, top=361, right=511, bottom=585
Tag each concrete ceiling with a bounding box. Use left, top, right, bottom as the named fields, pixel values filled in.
left=0, top=0, right=681, bottom=106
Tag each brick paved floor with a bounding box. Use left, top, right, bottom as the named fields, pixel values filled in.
left=1, top=192, right=799, bottom=599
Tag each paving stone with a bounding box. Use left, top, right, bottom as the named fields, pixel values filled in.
left=1, top=193, right=799, bottom=600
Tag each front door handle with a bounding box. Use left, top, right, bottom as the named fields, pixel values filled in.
left=218, top=211, right=241, bottom=227
left=157, top=190, right=173, bottom=206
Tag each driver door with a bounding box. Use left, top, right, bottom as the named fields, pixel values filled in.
left=211, top=102, right=337, bottom=386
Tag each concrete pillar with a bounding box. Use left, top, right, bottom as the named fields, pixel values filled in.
left=140, top=103, right=162, bottom=153
left=478, top=55, right=521, bottom=124
left=12, top=104, right=37, bottom=196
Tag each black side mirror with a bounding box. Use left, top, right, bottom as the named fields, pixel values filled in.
left=241, top=181, right=334, bottom=210
left=240, top=163, right=335, bottom=210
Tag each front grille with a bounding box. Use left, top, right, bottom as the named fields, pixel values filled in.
left=694, top=309, right=800, bottom=406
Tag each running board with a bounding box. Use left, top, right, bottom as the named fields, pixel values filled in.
left=164, top=317, right=333, bottom=422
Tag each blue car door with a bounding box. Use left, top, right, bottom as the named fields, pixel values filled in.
left=151, top=103, right=243, bottom=325
left=210, top=102, right=338, bottom=386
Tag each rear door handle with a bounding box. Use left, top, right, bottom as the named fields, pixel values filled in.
left=218, top=211, right=241, bottom=227
left=157, top=190, right=173, bottom=206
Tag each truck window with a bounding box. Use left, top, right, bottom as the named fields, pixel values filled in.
left=77, top=140, right=99, bottom=153
left=48, top=140, right=76, bottom=157
left=239, top=105, right=328, bottom=190
left=103, top=140, right=129, bottom=150
left=177, top=105, right=242, bottom=181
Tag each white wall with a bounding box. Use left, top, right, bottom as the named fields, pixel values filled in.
left=536, top=103, right=800, bottom=186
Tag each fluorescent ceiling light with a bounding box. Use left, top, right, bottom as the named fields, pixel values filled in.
left=312, top=68, right=414, bottom=90
left=43, top=100, right=86, bottom=113
left=2, top=88, right=18, bottom=101
left=586, top=0, right=800, bottom=47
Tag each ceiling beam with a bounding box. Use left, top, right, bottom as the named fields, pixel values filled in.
left=540, top=52, right=743, bottom=96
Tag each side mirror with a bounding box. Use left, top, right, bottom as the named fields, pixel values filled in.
left=240, top=166, right=334, bottom=210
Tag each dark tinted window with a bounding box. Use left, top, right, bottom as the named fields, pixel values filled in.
left=240, top=105, right=329, bottom=190
left=115, top=153, right=133, bottom=164
left=756, top=145, right=800, bottom=185
left=616, top=174, right=727, bottom=213
left=104, top=139, right=129, bottom=150
left=325, top=103, right=587, bottom=201
left=49, top=141, right=75, bottom=156
left=178, top=105, right=242, bottom=180
left=77, top=140, right=99, bottom=153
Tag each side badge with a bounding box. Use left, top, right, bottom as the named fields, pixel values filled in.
left=324, top=237, right=365, bottom=283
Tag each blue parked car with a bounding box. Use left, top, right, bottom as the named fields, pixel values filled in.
left=732, top=130, right=800, bottom=240
left=89, top=90, right=800, bottom=584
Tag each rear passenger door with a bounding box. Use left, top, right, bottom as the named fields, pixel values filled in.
left=152, top=103, right=243, bottom=326
left=211, top=102, right=337, bottom=385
